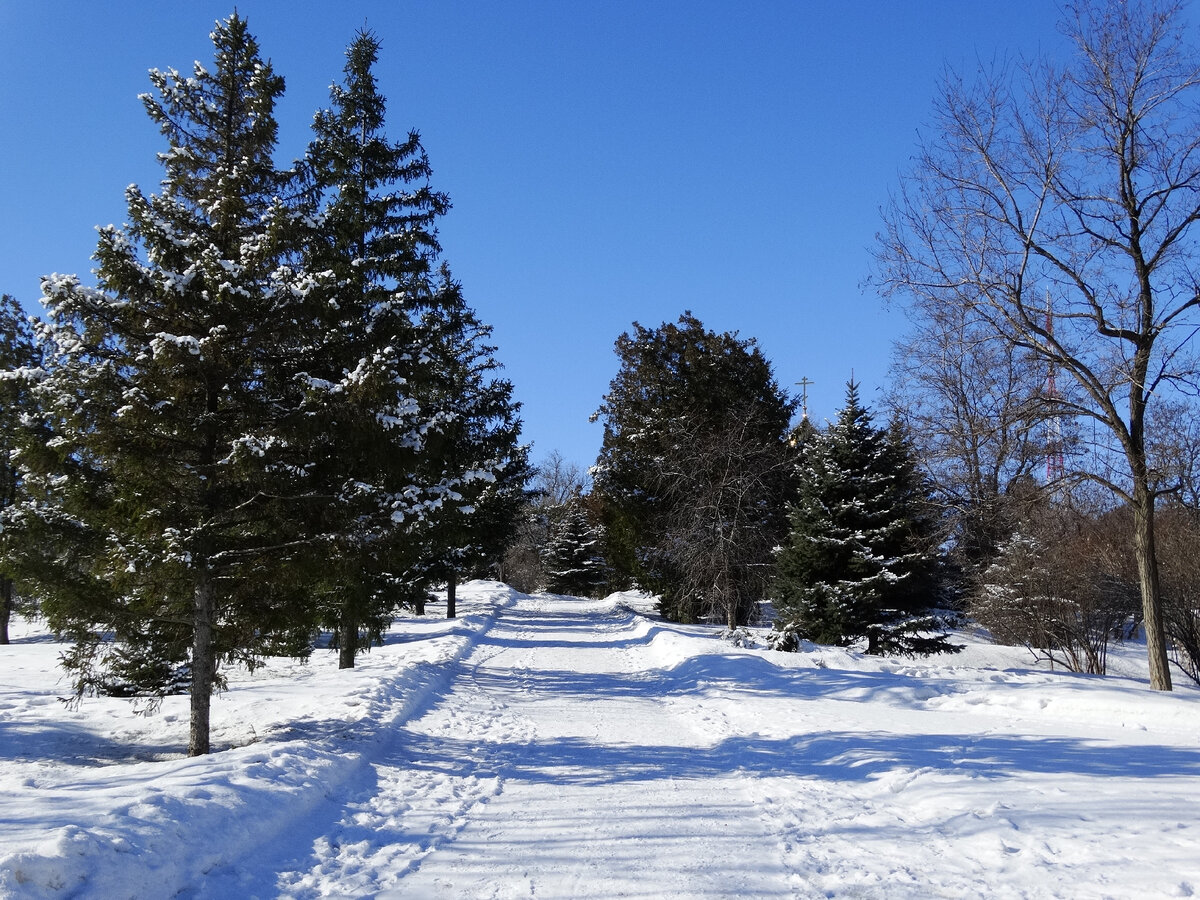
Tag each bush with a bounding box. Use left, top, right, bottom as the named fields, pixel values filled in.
left=1156, top=504, right=1200, bottom=685
left=973, top=506, right=1138, bottom=674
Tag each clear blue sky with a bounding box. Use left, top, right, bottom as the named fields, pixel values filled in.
left=1, top=1, right=1071, bottom=469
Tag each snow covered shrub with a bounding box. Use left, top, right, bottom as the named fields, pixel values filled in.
left=974, top=510, right=1139, bottom=675
left=719, top=626, right=756, bottom=648
left=766, top=625, right=799, bottom=652
left=1165, top=598, right=1200, bottom=686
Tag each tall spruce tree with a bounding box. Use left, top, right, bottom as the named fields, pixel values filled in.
left=296, top=30, right=452, bottom=665
left=414, top=268, right=531, bottom=618
left=0, top=296, right=40, bottom=645
left=772, top=382, right=958, bottom=656
left=30, top=15, right=314, bottom=755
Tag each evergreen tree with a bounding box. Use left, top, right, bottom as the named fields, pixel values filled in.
left=592, top=312, right=795, bottom=624
left=29, top=15, right=313, bottom=754
left=297, top=32, right=527, bottom=629
left=498, top=451, right=590, bottom=593
left=0, top=296, right=40, bottom=644
left=542, top=494, right=607, bottom=598
left=295, top=30, right=451, bottom=665
left=413, top=268, right=531, bottom=618
left=772, top=382, right=958, bottom=656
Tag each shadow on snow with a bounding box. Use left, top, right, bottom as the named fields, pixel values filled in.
left=391, top=724, right=1200, bottom=785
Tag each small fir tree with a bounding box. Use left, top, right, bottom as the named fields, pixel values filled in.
left=498, top=451, right=590, bottom=593
left=542, top=495, right=607, bottom=598
left=771, top=382, right=959, bottom=656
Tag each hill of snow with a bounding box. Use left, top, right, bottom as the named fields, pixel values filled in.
left=1, top=582, right=1198, bottom=898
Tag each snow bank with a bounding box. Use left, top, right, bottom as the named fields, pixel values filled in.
left=0, top=583, right=518, bottom=898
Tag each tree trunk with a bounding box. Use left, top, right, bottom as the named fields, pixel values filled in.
left=446, top=571, right=457, bottom=619
left=723, top=574, right=738, bottom=631
left=0, top=576, right=11, bottom=645
left=338, top=614, right=356, bottom=669
left=1, top=454, right=13, bottom=645
left=189, top=568, right=216, bottom=756
left=415, top=593, right=426, bottom=616
left=1132, top=482, right=1173, bottom=691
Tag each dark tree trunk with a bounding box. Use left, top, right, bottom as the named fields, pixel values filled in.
left=2, top=453, right=14, bottom=645
left=722, top=575, right=738, bottom=631
left=1127, top=360, right=1172, bottom=692
left=338, top=615, right=357, bottom=669
left=1132, top=481, right=1172, bottom=691
left=189, top=568, right=215, bottom=756
left=446, top=571, right=457, bottom=619
left=0, top=576, right=11, bottom=645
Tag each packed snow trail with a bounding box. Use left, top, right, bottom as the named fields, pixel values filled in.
left=194, top=590, right=1200, bottom=899
left=203, top=592, right=797, bottom=898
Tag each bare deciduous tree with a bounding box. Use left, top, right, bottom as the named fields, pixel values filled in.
left=887, top=299, right=1049, bottom=586
left=876, top=0, right=1200, bottom=689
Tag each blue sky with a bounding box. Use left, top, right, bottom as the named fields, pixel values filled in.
left=0, top=1, right=1070, bottom=469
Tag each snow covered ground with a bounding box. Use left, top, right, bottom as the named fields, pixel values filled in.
left=1, top=581, right=1198, bottom=899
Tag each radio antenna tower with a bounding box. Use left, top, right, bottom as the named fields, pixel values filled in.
left=1045, top=291, right=1066, bottom=484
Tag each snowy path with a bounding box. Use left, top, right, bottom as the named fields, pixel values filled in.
left=4, top=584, right=1200, bottom=899
left=206, top=594, right=796, bottom=898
